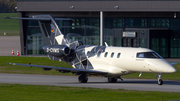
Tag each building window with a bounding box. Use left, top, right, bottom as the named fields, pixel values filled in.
left=170, top=38, right=180, bottom=57
left=105, top=18, right=124, bottom=28
left=27, top=23, right=45, bottom=55
left=148, top=18, right=169, bottom=28
left=86, top=18, right=99, bottom=27
left=125, top=18, right=147, bottom=28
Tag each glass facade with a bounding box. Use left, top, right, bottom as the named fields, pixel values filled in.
left=26, top=16, right=180, bottom=58
left=27, top=20, right=45, bottom=55
left=26, top=17, right=100, bottom=55
left=170, top=19, right=180, bottom=57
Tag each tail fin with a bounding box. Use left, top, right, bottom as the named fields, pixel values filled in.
left=5, top=15, right=81, bottom=61
left=5, top=15, right=79, bottom=48
left=34, top=15, right=68, bottom=46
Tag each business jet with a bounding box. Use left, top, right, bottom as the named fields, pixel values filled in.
left=6, top=15, right=176, bottom=85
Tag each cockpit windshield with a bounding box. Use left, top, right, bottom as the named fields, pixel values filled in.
left=136, top=52, right=162, bottom=59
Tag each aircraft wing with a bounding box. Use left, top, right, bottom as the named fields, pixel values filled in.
left=8, top=63, right=108, bottom=75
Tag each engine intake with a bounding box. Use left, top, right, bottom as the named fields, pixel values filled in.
left=43, top=45, right=70, bottom=57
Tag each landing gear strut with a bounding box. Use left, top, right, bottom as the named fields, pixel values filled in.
left=108, top=77, right=117, bottom=83
left=78, top=74, right=88, bottom=83
left=157, top=74, right=163, bottom=85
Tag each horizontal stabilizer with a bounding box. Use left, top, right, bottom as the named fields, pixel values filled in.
left=4, top=16, right=72, bottom=21
left=8, top=63, right=108, bottom=75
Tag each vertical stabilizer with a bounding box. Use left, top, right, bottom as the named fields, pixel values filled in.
left=33, top=15, right=69, bottom=46
left=5, top=15, right=80, bottom=61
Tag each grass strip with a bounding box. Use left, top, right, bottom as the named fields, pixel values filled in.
left=0, top=13, right=19, bottom=31
left=0, top=56, right=73, bottom=75
left=0, top=83, right=180, bottom=101
left=0, top=33, right=20, bottom=36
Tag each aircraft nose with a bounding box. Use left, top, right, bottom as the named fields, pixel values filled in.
left=167, top=66, right=176, bottom=73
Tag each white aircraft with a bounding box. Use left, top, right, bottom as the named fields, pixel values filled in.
left=7, top=15, right=176, bottom=85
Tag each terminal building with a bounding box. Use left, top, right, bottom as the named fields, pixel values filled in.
left=16, top=0, right=180, bottom=58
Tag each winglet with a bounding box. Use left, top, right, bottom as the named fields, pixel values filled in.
left=170, top=63, right=177, bottom=65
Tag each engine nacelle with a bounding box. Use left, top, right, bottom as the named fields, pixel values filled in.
left=43, top=45, right=70, bottom=57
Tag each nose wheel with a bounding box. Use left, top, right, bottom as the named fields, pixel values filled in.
left=158, top=78, right=163, bottom=85
left=157, top=74, right=163, bottom=85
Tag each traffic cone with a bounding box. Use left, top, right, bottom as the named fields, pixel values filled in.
left=17, top=50, right=20, bottom=56
left=12, top=50, right=14, bottom=55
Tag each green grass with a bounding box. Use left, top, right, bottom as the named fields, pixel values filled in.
left=0, top=13, right=19, bottom=31
left=0, top=56, right=180, bottom=80
left=0, top=56, right=73, bottom=75
left=0, top=33, right=19, bottom=36
left=0, top=83, right=179, bottom=101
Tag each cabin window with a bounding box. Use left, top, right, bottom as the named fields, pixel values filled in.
left=97, top=51, right=101, bottom=57
left=87, top=51, right=90, bottom=57
left=111, top=52, right=114, bottom=58
left=104, top=52, right=108, bottom=58
left=117, top=53, right=121, bottom=58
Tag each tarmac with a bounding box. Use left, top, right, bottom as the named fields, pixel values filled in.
left=0, top=73, right=180, bottom=92
left=0, top=36, right=20, bottom=56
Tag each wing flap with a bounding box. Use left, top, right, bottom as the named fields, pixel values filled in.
left=8, top=63, right=108, bottom=75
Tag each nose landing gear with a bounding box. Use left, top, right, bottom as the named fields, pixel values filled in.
left=156, top=74, right=163, bottom=85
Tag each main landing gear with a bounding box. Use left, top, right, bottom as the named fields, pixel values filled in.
left=108, top=77, right=117, bottom=83
left=157, top=74, right=163, bottom=85
left=78, top=74, right=88, bottom=83
left=108, top=76, right=123, bottom=83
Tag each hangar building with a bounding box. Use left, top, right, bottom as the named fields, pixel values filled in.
left=16, top=0, right=180, bottom=58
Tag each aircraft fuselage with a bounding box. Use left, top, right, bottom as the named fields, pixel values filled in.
left=72, top=46, right=176, bottom=77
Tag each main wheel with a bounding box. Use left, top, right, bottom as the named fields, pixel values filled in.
left=78, top=75, right=88, bottom=83
left=108, top=77, right=117, bottom=83
left=158, top=79, right=163, bottom=85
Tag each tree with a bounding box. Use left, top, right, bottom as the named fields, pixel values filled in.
left=0, top=0, right=17, bottom=13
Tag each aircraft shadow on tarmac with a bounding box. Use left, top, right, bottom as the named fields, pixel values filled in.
left=114, top=80, right=180, bottom=85
left=57, top=80, right=180, bottom=86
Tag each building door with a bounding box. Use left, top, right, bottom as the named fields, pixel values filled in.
left=113, top=29, right=149, bottom=48
left=122, top=38, right=137, bottom=47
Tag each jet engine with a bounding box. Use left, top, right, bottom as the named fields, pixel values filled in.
left=43, top=45, right=70, bottom=57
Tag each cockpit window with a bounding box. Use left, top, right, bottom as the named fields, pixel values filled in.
left=136, top=52, right=162, bottom=58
